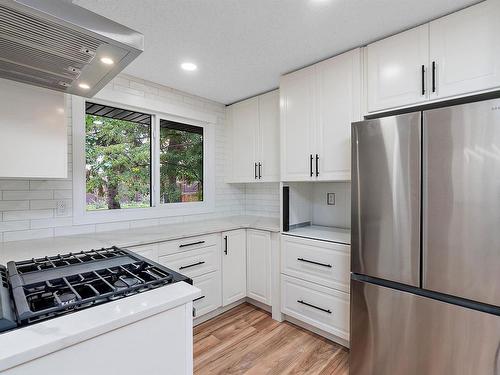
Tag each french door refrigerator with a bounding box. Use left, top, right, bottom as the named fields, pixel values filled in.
left=350, top=98, right=500, bottom=375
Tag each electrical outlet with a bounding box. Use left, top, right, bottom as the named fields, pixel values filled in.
left=56, top=200, right=66, bottom=216
left=327, top=193, right=336, bottom=205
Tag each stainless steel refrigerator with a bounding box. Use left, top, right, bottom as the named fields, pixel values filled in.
left=350, top=98, right=500, bottom=375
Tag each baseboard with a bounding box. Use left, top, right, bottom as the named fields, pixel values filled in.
left=245, top=297, right=271, bottom=313
left=193, top=298, right=246, bottom=326
left=283, top=314, right=350, bottom=349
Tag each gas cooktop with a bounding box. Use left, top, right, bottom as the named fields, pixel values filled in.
left=0, top=247, right=191, bottom=333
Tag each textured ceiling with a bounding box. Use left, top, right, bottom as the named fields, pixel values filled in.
left=74, top=0, right=481, bottom=104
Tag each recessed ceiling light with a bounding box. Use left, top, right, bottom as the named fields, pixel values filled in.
left=181, top=62, right=197, bottom=71
left=78, top=83, right=90, bottom=90
left=100, top=57, right=114, bottom=65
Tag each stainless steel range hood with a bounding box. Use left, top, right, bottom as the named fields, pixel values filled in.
left=0, top=0, right=144, bottom=97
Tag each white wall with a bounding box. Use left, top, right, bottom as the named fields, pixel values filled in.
left=0, top=75, right=278, bottom=243
left=286, top=181, right=351, bottom=229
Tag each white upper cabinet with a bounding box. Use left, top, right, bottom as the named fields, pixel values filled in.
left=366, top=0, right=500, bottom=113
left=280, top=65, right=315, bottom=182
left=226, top=90, right=279, bottom=183
left=366, top=25, right=429, bottom=113
left=280, top=49, right=361, bottom=182
left=429, top=0, right=500, bottom=100
left=316, top=49, right=361, bottom=181
left=227, top=97, right=258, bottom=183
left=258, top=90, right=280, bottom=182
left=0, top=79, right=67, bottom=179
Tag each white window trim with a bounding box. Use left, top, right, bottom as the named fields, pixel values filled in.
left=72, top=95, right=215, bottom=225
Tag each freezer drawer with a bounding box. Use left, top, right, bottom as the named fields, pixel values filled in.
left=423, top=99, right=500, bottom=306
left=350, top=279, right=500, bottom=375
left=351, top=113, right=421, bottom=286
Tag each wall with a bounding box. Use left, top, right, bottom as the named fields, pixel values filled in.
left=286, top=182, right=351, bottom=229
left=0, top=74, right=280, bottom=243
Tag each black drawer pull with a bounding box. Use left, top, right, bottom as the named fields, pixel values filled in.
left=179, top=240, right=205, bottom=248
left=193, top=295, right=206, bottom=302
left=297, top=300, right=332, bottom=314
left=297, top=258, right=332, bottom=268
left=179, top=261, right=205, bottom=270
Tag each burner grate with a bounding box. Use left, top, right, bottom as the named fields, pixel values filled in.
left=6, top=247, right=191, bottom=326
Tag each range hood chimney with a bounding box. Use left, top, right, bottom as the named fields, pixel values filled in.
left=0, top=0, right=144, bottom=97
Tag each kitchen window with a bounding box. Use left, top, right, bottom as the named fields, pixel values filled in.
left=72, top=97, right=215, bottom=224
left=159, top=119, right=203, bottom=204
left=85, top=103, right=152, bottom=211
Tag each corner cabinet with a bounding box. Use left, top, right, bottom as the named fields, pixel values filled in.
left=221, top=229, right=247, bottom=306
left=226, top=90, right=280, bottom=183
left=246, top=229, right=272, bottom=305
left=366, top=0, right=500, bottom=113
left=280, top=48, right=361, bottom=182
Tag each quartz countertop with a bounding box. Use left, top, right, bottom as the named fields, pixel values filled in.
left=0, top=281, right=201, bottom=372
left=0, top=215, right=280, bottom=263
left=284, top=225, right=351, bottom=245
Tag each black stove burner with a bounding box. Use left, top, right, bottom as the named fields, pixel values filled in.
left=114, top=277, right=139, bottom=289
left=2, top=247, right=192, bottom=329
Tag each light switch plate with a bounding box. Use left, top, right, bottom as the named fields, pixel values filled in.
left=327, top=193, right=336, bottom=205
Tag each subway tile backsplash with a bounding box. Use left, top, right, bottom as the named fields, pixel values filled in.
left=0, top=74, right=279, bottom=243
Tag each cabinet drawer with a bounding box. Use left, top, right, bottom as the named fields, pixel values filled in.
left=158, top=234, right=219, bottom=256
left=128, top=244, right=159, bottom=262
left=281, top=235, right=350, bottom=292
left=158, top=245, right=220, bottom=278
left=281, top=275, right=349, bottom=340
left=193, top=271, right=222, bottom=318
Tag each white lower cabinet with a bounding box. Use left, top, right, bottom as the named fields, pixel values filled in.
left=280, top=234, right=351, bottom=342
left=158, top=245, right=220, bottom=278
left=221, top=229, right=247, bottom=306
left=128, top=243, right=159, bottom=262
left=246, top=229, right=272, bottom=305
left=193, top=271, right=222, bottom=317
left=281, top=235, right=350, bottom=293
left=281, top=275, right=349, bottom=340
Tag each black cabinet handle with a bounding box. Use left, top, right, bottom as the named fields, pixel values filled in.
left=432, top=61, right=436, bottom=93
left=421, top=65, right=426, bottom=96
left=193, top=295, right=206, bottom=302
left=258, top=162, right=262, bottom=179
left=224, top=235, right=228, bottom=255
left=255, top=162, right=258, bottom=179
left=179, top=261, right=205, bottom=270
left=179, top=240, right=205, bottom=248
left=297, top=257, right=332, bottom=268
left=315, top=154, right=319, bottom=177
left=297, top=300, right=332, bottom=314
left=310, top=154, right=313, bottom=177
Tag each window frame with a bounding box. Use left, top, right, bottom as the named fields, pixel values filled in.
left=72, top=96, right=215, bottom=225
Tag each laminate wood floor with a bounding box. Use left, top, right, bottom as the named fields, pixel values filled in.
left=194, top=303, right=349, bottom=375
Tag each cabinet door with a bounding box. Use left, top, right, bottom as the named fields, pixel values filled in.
left=430, top=0, right=500, bottom=100
left=193, top=271, right=222, bottom=318
left=280, top=66, right=315, bottom=181
left=315, top=49, right=361, bottom=181
left=366, top=25, right=429, bottom=112
left=246, top=229, right=271, bottom=305
left=221, top=230, right=247, bottom=306
left=227, top=97, right=259, bottom=182
left=258, top=90, right=280, bottom=182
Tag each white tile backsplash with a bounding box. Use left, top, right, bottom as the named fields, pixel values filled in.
left=0, top=74, right=279, bottom=243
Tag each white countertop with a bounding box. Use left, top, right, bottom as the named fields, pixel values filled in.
left=284, top=225, right=351, bottom=244
left=0, top=215, right=280, bottom=263
left=0, top=281, right=201, bottom=372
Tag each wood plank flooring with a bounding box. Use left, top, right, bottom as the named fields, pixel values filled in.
left=194, top=303, right=349, bottom=375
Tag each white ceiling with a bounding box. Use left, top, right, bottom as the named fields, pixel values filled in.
left=74, top=0, right=481, bottom=105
